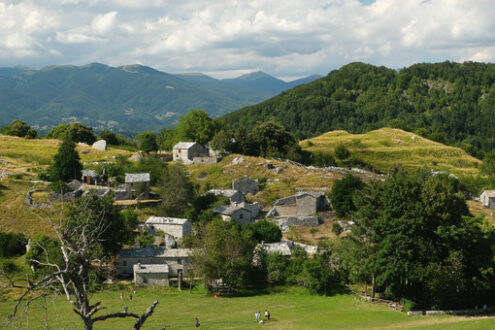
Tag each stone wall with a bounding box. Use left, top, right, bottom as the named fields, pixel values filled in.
left=192, top=156, right=219, bottom=164
left=135, top=272, right=169, bottom=286
left=286, top=216, right=319, bottom=227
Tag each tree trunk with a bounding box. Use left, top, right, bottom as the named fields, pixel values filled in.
left=371, top=273, right=376, bottom=303
left=83, top=317, right=93, bottom=330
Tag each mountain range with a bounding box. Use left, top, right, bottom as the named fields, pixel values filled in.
left=0, top=63, right=319, bottom=135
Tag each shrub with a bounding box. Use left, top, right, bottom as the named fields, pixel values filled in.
left=0, top=232, right=27, bottom=257
left=0, top=259, right=17, bottom=273
left=332, top=223, right=343, bottom=236
left=48, top=181, right=71, bottom=193
left=334, top=143, right=350, bottom=160
left=329, top=174, right=364, bottom=218
left=246, top=220, right=282, bottom=243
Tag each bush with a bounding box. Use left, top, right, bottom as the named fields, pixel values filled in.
left=46, top=123, right=96, bottom=144
left=334, top=143, right=350, bottom=160
left=1, top=120, right=36, bottom=138
left=312, top=152, right=336, bottom=167
left=0, top=259, right=17, bottom=273
left=332, top=223, right=343, bottom=236
left=0, top=232, right=27, bottom=257
left=245, top=220, right=282, bottom=243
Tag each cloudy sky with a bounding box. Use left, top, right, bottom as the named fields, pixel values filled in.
left=1, top=0, right=494, bottom=80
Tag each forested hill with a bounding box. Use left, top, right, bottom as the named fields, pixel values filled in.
left=220, top=62, right=495, bottom=155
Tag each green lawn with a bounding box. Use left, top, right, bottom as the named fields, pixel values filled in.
left=1, top=287, right=494, bottom=329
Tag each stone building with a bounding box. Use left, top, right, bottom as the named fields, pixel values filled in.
left=269, top=191, right=329, bottom=217
left=214, top=201, right=260, bottom=225
left=118, top=247, right=191, bottom=279
left=173, top=142, right=209, bottom=164
left=124, top=173, right=150, bottom=199
left=232, top=177, right=259, bottom=195
left=144, top=216, right=192, bottom=239
left=480, top=190, right=495, bottom=209
left=207, top=189, right=245, bottom=203
left=81, top=169, right=99, bottom=185
left=133, top=263, right=169, bottom=286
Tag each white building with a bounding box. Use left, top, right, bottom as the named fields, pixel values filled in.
left=173, top=142, right=209, bottom=164
left=480, top=190, right=495, bottom=209
left=133, top=263, right=169, bottom=286
left=145, top=216, right=192, bottom=239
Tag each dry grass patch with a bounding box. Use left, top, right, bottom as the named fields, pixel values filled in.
left=301, top=128, right=481, bottom=177
left=467, top=200, right=495, bottom=225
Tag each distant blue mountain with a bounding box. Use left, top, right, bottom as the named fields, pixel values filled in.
left=0, top=63, right=320, bottom=134
left=223, top=71, right=321, bottom=94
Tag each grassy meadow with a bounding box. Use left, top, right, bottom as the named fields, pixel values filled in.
left=300, top=128, right=482, bottom=177
left=1, top=287, right=495, bottom=329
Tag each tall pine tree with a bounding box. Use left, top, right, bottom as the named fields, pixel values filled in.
left=49, top=138, right=82, bottom=182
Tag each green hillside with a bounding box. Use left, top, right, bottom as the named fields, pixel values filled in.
left=0, top=63, right=272, bottom=134
left=221, top=61, right=495, bottom=155
left=301, top=128, right=482, bottom=177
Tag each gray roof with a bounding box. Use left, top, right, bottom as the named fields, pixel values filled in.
left=125, top=173, right=150, bottom=183
left=145, top=216, right=189, bottom=225
left=133, top=263, right=169, bottom=274
left=214, top=204, right=248, bottom=216
left=482, top=190, right=495, bottom=198
left=173, top=142, right=197, bottom=149
left=119, top=248, right=192, bottom=258
left=81, top=169, right=98, bottom=177
left=208, top=189, right=241, bottom=198
left=296, top=191, right=325, bottom=199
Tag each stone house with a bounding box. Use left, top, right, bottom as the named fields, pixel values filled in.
left=124, top=173, right=150, bottom=199
left=144, top=216, right=192, bottom=239
left=134, top=263, right=169, bottom=286
left=269, top=191, right=328, bottom=217
left=207, top=189, right=245, bottom=203
left=117, top=247, right=191, bottom=279
left=233, top=177, right=259, bottom=195
left=480, top=190, right=495, bottom=209
left=173, top=142, right=209, bottom=164
left=214, top=202, right=260, bottom=224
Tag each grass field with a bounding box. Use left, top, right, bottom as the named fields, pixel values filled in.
left=1, top=287, right=495, bottom=329
left=300, top=128, right=482, bottom=177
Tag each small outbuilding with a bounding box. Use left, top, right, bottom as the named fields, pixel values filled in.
left=480, top=190, right=495, bottom=209
left=81, top=169, right=99, bottom=185
left=145, top=217, right=192, bottom=239
left=214, top=202, right=259, bottom=225
left=133, top=263, right=169, bottom=286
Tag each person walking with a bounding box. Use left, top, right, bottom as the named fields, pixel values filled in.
left=265, top=309, right=270, bottom=321
left=195, top=316, right=200, bottom=328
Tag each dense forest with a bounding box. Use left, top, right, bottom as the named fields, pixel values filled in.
left=220, top=62, right=495, bottom=157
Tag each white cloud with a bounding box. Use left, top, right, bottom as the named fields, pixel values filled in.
left=1, top=0, right=495, bottom=77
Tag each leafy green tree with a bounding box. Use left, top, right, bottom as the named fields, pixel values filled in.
left=329, top=174, right=364, bottom=218
left=481, top=150, right=495, bottom=176
left=1, top=120, right=36, bottom=138
left=46, top=123, right=96, bottom=144
left=244, top=220, right=282, bottom=243
left=157, top=128, right=178, bottom=151
left=160, top=164, right=195, bottom=217
left=135, top=130, right=158, bottom=152
left=248, top=121, right=299, bottom=157
left=177, top=109, right=217, bottom=145
left=334, top=143, right=350, bottom=160
left=48, top=138, right=83, bottom=182
left=0, top=232, right=27, bottom=257
left=210, top=129, right=231, bottom=154
left=65, top=191, right=138, bottom=256
left=99, top=129, right=119, bottom=145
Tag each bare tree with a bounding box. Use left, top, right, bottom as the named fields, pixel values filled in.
left=1, top=208, right=159, bottom=330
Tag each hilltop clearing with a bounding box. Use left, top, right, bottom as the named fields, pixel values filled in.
left=300, top=128, right=482, bottom=177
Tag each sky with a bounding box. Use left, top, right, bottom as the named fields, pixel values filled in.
left=1, top=0, right=495, bottom=80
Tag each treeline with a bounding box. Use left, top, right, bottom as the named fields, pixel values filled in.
left=220, top=61, right=495, bottom=157
left=329, top=170, right=495, bottom=310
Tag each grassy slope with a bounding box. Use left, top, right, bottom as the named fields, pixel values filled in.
left=1, top=287, right=495, bottom=329
left=0, top=135, right=133, bottom=236
left=300, top=128, right=482, bottom=177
